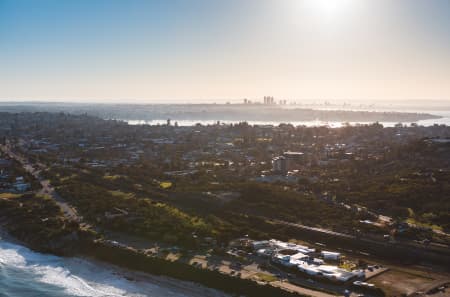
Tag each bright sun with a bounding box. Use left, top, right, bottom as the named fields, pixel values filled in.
left=307, top=0, right=356, bottom=18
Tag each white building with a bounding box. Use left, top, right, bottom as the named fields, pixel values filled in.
left=269, top=239, right=315, bottom=254
left=252, top=240, right=270, bottom=250
left=321, top=251, right=341, bottom=260
left=297, top=261, right=362, bottom=282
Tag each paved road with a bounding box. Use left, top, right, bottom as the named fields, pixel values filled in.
left=1, top=144, right=80, bottom=223
left=269, top=218, right=355, bottom=239
left=272, top=281, right=340, bottom=297
left=38, top=179, right=80, bottom=222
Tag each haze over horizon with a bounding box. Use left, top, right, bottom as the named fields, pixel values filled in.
left=1, top=0, right=450, bottom=103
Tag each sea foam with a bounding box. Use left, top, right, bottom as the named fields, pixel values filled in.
left=0, top=240, right=222, bottom=297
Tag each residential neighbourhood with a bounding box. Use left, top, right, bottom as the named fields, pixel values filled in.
left=0, top=112, right=449, bottom=296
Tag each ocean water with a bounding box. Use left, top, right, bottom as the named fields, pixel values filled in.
left=0, top=240, right=224, bottom=297
left=126, top=110, right=450, bottom=127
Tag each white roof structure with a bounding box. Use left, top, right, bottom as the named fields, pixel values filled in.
left=252, top=240, right=270, bottom=248
left=321, top=251, right=341, bottom=260
left=288, top=253, right=309, bottom=266
left=261, top=239, right=361, bottom=283
left=269, top=239, right=315, bottom=254
left=256, top=249, right=272, bottom=257
left=297, top=262, right=358, bottom=282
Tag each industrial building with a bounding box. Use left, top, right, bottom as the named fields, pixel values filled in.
left=250, top=239, right=364, bottom=284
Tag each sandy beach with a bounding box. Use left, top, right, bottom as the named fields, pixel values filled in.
left=0, top=227, right=230, bottom=297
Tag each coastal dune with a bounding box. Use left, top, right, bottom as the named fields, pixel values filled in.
left=0, top=237, right=230, bottom=297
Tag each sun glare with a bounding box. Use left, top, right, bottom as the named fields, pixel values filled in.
left=305, top=0, right=357, bottom=19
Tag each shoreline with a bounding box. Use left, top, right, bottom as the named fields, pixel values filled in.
left=0, top=229, right=230, bottom=297
left=0, top=102, right=444, bottom=125
left=80, top=256, right=231, bottom=297
left=1, top=226, right=303, bottom=297
left=124, top=118, right=450, bottom=128
left=0, top=224, right=25, bottom=246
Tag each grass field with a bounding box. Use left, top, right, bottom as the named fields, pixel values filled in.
left=109, top=190, right=135, bottom=199
left=255, top=272, right=278, bottom=283
left=160, top=181, right=173, bottom=189
left=0, top=192, right=22, bottom=199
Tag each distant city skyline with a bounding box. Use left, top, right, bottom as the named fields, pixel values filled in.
left=1, top=0, right=450, bottom=103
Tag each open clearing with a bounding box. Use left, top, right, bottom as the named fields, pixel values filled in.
left=371, top=269, right=435, bottom=296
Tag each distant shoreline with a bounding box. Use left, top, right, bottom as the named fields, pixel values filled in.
left=0, top=102, right=443, bottom=125
left=124, top=118, right=446, bottom=128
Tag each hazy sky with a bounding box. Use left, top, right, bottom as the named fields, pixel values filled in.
left=0, top=0, right=449, bottom=103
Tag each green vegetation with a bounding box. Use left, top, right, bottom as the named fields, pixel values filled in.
left=0, top=192, right=22, bottom=199
left=0, top=193, right=83, bottom=254
left=255, top=272, right=278, bottom=283
left=55, top=173, right=214, bottom=246
left=103, top=174, right=123, bottom=181
left=87, top=241, right=304, bottom=297
left=224, top=183, right=360, bottom=229
left=316, top=141, right=450, bottom=234
left=159, top=181, right=173, bottom=189
left=342, top=169, right=449, bottom=231
left=1, top=112, right=448, bottom=296
left=47, top=163, right=367, bottom=247
left=406, top=218, right=443, bottom=232
left=109, top=190, right=135, bottom=199
left=3, top=112, right=448, bottom=250
left=59, top=174, right=77, bottom=182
